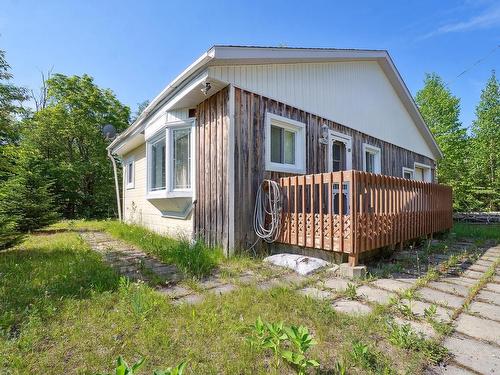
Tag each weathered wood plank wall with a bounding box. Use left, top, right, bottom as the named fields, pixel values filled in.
left=194, top=86, right=230, bottom=249
left=233, top=87, right=436, bottom=250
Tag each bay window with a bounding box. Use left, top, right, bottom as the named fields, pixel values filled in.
left=146, top=121, right=194, bottom=199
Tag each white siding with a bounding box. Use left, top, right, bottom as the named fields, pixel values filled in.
left=145, top=108, right=190, bottom=140
left=122, top=143, right=193, bottom=238
left=209, top=61, right=434, bottom=159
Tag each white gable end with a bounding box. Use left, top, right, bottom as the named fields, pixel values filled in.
left=209, top=61, right=435, bottom=159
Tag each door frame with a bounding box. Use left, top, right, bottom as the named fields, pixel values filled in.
left=328, top=130, right=353, bottom=172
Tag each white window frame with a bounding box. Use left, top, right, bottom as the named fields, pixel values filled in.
left=328, top=130, right=352, bottom=172
left=146, top=119, right=196, bottom=200
left=413, top=162, right=432, bottom=182
left=125, top=156, right=135, bottom=189
left=265, top=113, right=306, bottom=174
left=362, top=143, right=381, bottom=174
left=402, top=167, right=413, bottom=180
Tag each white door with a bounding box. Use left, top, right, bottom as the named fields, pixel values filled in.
left=328, top=130, right=352, bottom=172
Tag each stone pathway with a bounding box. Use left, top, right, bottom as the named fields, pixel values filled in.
left=81, top=232, right=183, bottom=284
left=293, top=242, right=500, bottom=374
left=81, top=231, right=500, bottom=373
left=80, top=231, right=311, bottom=304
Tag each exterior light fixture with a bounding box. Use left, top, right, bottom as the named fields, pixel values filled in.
left=319, top=124, right=329, bottom=145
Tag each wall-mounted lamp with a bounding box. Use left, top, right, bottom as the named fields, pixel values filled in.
left=319, top=124, right=329, bottom=145
left=201, top=82, right=212, bottom=95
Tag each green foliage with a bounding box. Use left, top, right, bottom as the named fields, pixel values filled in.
left=248, top=317, right=320, bottom=374
left=423, top=304, right=437, bottom=321
left=153, top=361, right=187, bottom=375
left=387, top=321, right=447, bottom=364
left=0, top=170, right=59, bottom=233
left=344, top=283, right=358, bottom=300
left=452, top=222, right=500, bottom=241
left=416, top=73, right=470, bottom=210
left=98, top=356, right=146, bottom=375
left=0, top=213, right=23, bottom=250
left=470, top=71, right=500, bottom=211
left=0, top=49, right=28, bottom=182
left=21, top=73, right=130, bottom=219
left=103, top=221, right=222, bottom=278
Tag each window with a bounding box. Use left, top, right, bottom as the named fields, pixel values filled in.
left=172, top=128, right=191, bottom=189
left=362, top=143, right=381, bottom=174
left=146, top=120, right=194, bottom=199
left=265, top=113, right=306, bottom=174
left=402, top=167, right=413, bottom=180
left=125, top=158, right=134, bottom=189
left=150, top=136, right=166, bottom=191
left=331, top=141, right=345, bottom=172
left=413, top=162, right=432, bottom=182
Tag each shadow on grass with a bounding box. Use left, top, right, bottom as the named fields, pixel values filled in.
left=0, top=236, right=120, bottom=335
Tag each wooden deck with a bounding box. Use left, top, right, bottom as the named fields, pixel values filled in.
left=278, top=170, right=453, bottom=265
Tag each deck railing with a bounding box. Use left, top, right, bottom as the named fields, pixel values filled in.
left=278, top=170, right=453, bottom=265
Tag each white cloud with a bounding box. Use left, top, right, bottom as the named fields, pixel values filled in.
left=422, top=5, right=500, bottom=39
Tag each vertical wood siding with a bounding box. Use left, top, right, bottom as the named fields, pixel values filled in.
left=193, top=86, right=230, bottom=249
left=233, top=88, right=435, bottom=249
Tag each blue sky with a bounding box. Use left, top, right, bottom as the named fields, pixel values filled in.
left=1, top=0, right=498, bottom=128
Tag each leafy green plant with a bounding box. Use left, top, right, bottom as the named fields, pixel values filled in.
left=350, top=341, right=378, bottom=371
left=153, top=361, right=187, bottom=375
left=387, top=322, right=420, bottom=349
left=395, top=302, right=414, bottom=319
left=345, top=283, right=358, bottom=300
left=423, top=304, right=437, bottom=321
left=282, top=325, right=320, bottom=375
left=97, top=356, right=145, bottom=375
left=248, top=317, right=320, bottom=374
left=333, top=360, right=348, bottom=375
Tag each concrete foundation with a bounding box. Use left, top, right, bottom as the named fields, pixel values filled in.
left=339, top=263, right=367, bottom=279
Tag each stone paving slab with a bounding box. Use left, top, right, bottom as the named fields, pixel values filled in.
left=427, top=281, right=469, bottom=297
left=393, top=276, right=419, bottom=285
left=322, top=277, right=350, bottom=291
left=485, top=282, right=500, bottom=294
left=208, top=284, right=236, bottom=295
left=429, top=363, right=475, bottom=374
left=332, top=299, right=372, bottom=315
left=371, top=278, right=412, bottom=293
left=455, top=314, right=500, bottom=346
left=157, top=285, right=192, bottom=299
left=475, top=289, right=500, bottom=305
left=461, top=270, right=483, bottom=280
left=468, top=264, right=490, bottom=273
left=417, top=287, right=465, bottom=309
left=468, top=300, right=500, bottom=322
left=440, top=276, right=476, bottom=287
left=394, top=317, right=436, bottom=339
left=401, top=299, right=453, bottom=322
left=299, top=287, right=332, bottom=300
left=441, top=334, right=500, bottom=374
left=475, top=259, right=494, bottom=267
left=172, top=294, right=204, bottom=305
left=357, top=285, right=396, bottom=305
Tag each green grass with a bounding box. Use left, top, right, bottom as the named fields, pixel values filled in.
left=451, top=222, right=500, bottom=241
left=1, top=232, right=435, bottom=374
left=47, top=220, right=223, bottom=279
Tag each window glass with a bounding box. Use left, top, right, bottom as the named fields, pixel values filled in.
left=173, top=128, right=191, bottom=189
left=365, top=152, right=375, bottom=173
left=127, top=162, right=133, bottom=184
left=283, top=130, right=295, bottom=164
left=270, top=125, right=296, bottom=165
left=403, top=170, right=413, bottom=179
left=270, top=125, right=282, bottom=163
left=332, top=141, right=345, bottom=172
left=151, top=138, right=166, bottom=190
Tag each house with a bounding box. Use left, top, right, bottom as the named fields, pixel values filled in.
left=108, top=45, right=448, bottom=259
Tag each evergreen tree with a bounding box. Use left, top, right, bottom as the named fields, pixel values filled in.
left=416, top=73, right=471, bottom=210
left=0, top=169, right=59, bottom=232
left=470, top=71, right=500, bottom=211
left=0, top=49, right=27, bottom=181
